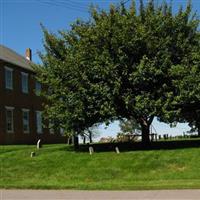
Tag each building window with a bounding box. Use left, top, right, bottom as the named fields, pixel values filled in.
left=5, top=67, right=13, bottom=90
left=5, top=107, right=14, bottom=133
left=22, top=109, right=30, bottom=133
left=36, top=111, right=42, bottom=134
left=21, top=72, right=28, bottom=93
left=35, top=81, right=41, bottom=96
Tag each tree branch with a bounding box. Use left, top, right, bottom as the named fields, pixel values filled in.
left=147, top=115, right=154, bottom=126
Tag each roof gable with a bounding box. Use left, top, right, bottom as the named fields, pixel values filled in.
left=0, top=45, right=35, bottom=72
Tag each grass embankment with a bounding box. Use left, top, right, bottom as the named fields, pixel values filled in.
left=1, top=144, right=200, bottom=190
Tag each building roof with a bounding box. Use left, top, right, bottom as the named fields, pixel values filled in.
left=0, top=45, right=34, bottom=72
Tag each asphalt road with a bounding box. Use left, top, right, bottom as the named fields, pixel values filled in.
left=1, top=189, right=200, bottom=200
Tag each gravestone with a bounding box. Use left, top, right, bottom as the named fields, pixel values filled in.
left=115, top=146, right=120, bottom=154
left=31, top=152, right=35, bottom=157
left=37, top=139, right=41, bottom=149
left=89, top=146, right=94, bottom=155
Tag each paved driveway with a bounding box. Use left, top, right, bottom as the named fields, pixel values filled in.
left=1, top=189, right=200, bottom=200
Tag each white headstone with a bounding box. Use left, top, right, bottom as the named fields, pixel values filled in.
left=31, top=152, right=35, bottom=157
left=89, top=146, right=94, bottom=155
left=37, top=139, right=41, bottom=149
left=115, top=146, right=120, bottom=154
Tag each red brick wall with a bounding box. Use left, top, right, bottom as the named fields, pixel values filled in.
left=0, top=60, right=67, bottom=144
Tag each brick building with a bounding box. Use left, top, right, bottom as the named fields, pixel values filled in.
left=0, top=45, right=67, bottom=144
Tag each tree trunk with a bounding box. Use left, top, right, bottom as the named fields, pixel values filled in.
left=88, top=130, right=93, bottom=144
left=198, top=126, right=200, bottom=137
left=73, top=135, right=79, bottom=149
left=139, top=116, right=154, bottom=144
left=83, top=136, right=86, bottom=144
left=67, top=136, right=72, bottom=145
left=141, top=124, right=150, bottom=144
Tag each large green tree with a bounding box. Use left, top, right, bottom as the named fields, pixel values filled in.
left=36, top=0, right=199, bottom=144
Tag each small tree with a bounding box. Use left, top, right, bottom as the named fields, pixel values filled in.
left=119, top=118, right=141, bottom=135
left=82, top=126, right=100, bottom=144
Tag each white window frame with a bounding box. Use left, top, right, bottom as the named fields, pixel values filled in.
left=5, top=67, right=13, bottom=90
left=5, top=106, right=14, bottom=133
left=22, top=109, right=30, bottom=133
left=21, top=72, right=29, bottom=93
left=36, top=111, right=42, bottom=134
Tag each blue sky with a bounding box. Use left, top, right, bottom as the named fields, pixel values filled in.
left=1, top=0, right=200, bottom=139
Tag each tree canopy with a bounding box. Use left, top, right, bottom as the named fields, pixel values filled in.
left=36, top=0, right=200, bottom=144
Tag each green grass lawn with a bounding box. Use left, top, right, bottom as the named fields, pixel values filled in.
left=1, top=144, right=200, bottom=190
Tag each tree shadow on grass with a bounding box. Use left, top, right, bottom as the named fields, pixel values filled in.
left=76, top=139, right=200, bottom=152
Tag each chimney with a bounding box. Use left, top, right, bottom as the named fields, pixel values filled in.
left=25, top=48, right=32, bottom=61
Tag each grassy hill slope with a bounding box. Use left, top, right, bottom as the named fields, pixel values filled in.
left=1, top=144, right=200, bottom=190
